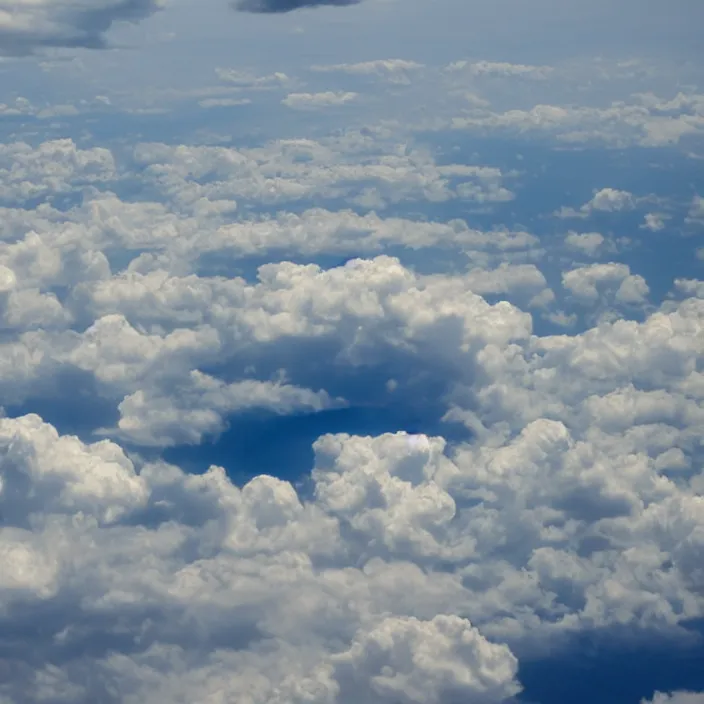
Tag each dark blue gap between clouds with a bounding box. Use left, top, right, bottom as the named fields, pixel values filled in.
left=517, top=621, right=704, bottom=704
left=163, top=401, right=470, bottom=485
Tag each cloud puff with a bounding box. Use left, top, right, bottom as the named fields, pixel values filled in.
left=311, top=59, right=424, bottom=85
left=0, top=139, right=115, bottom=204
left=215, top=67, right=291, bottom=89
left=233, top=0, right=360, bottom=13
left=556, top=188, right=638, bottom=219
left=644, top=694, right=704, bottom=704
left=562, top=262, right=650, bottom=306
left=642, top=212, right=669, bottom=232
left=564, top=231, right=606, bottom=257
left=445, top=60, right=553, bottom=80
left=108, top=371, right=346, bottom=447
left=282, top=91, right=359, bottom=110
left=0, top=0, right=165, bottom=56
left=686, top=196, right=704, bottom=226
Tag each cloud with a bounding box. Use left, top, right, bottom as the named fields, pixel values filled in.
left=445, top=60, right=553, bottom=80
left=564, top=231, right=605, bottom=257
left=311, top=59, right=424, bottom=85
left=282, top=91, right=359, bottom=110
left=1, top=250, right=704, bottom=700
left=686, top=195, right=704, bottom=225
left=198, top=97, right=252, bottom=109
left=587, top=188, right=638, bottom=213
left=0, top=0, right=165, bottom=56
left=644, top=694, right=704, bottom=704
left=130, top=135, right=514, bottom=209
left=215, top=68, right=291, bottom=89
left=3, top=53, right=704, bottom=702
left=556, top=188, right=638, bottom=219
left=562, top=262, right=650, bottom=306
left=3, top=309, right=704, bottom=697
left=320, top=615, right=521, bottom=704
left=0, top=139, right=115, bottom=205
left=106, top=371, right=346, bottom=447
left=444, top=92, right=704, bottom=147
left=642, top=212, right=669, bottom=232
left=0, top=413, right=528, bottom=703
left=232, top=0, right=361, bottom=13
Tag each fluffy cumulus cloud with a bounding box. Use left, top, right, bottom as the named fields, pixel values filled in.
left=564, top=231, right=606, bottom=257
left=125, top=136, right=515, bottom=211
left=0, top=0, right=165, bottom=55
left=556, top=188, right=639, bottom=219
left=109, top=372, right=346, bottom=446
left=0, top=413, right=526, bottom=703
left=2, top=3, right=704, bottom=702
left=0, top=139, right=115, bottom=204
left=562, top=262, right=650, bottom=306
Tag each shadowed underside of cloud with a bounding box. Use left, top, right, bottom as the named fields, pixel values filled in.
left=233, top=0, right=361, bottom=13
left=0, top=0, right=164, bottom=56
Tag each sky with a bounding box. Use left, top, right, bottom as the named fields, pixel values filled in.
left=0, top=0, right=704, bottom=702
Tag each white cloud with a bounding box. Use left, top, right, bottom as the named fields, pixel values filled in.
left=58, top=255, right=532, bottom=405
left=203, top=209, right=534, bottom=260
left=562, top=262, right=650, bottom=306
left=282, top=91, right=359, bottom=110
left=445, top=95, right=704, bottom=147
left=0, top=414, right=148, bottom=526
left=675, top=279, right=704, bottom=299
left=642, top=212, right=669, bottom=231
left=643, top=693, right=704, bottom=704
left=215, top=67, right=291, bottom=89
left=0, top=96, right=33, bottom=116
left=686, top=195, right=704, bottom=225
left=564, top=231, right=605, bottom=257
left=0, top=192, right=535, bottom=287
left=556, top=188, right=638, bottom=218
left=588, top=188, right=638, bottom=212
left=0, top=139, right=115, bottom=204
left=108, top=371, right=346, bottom=447
left=199, top=97, right=252, bottom=109
left=445, top=60, right=553, bottom=80
left=318, top=614, right=521, bottom=704
left=311, top=59, right=424, bottom=84
left=131, top=136, right=514, bottom=209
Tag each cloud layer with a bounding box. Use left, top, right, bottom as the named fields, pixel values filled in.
left=1, top=10, right=704, bottom=700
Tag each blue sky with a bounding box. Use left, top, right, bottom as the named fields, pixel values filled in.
left=1, top=1, right=704, bottom=703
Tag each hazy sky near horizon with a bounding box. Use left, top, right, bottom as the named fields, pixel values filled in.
left=1, top=1, right=704, bottom=703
